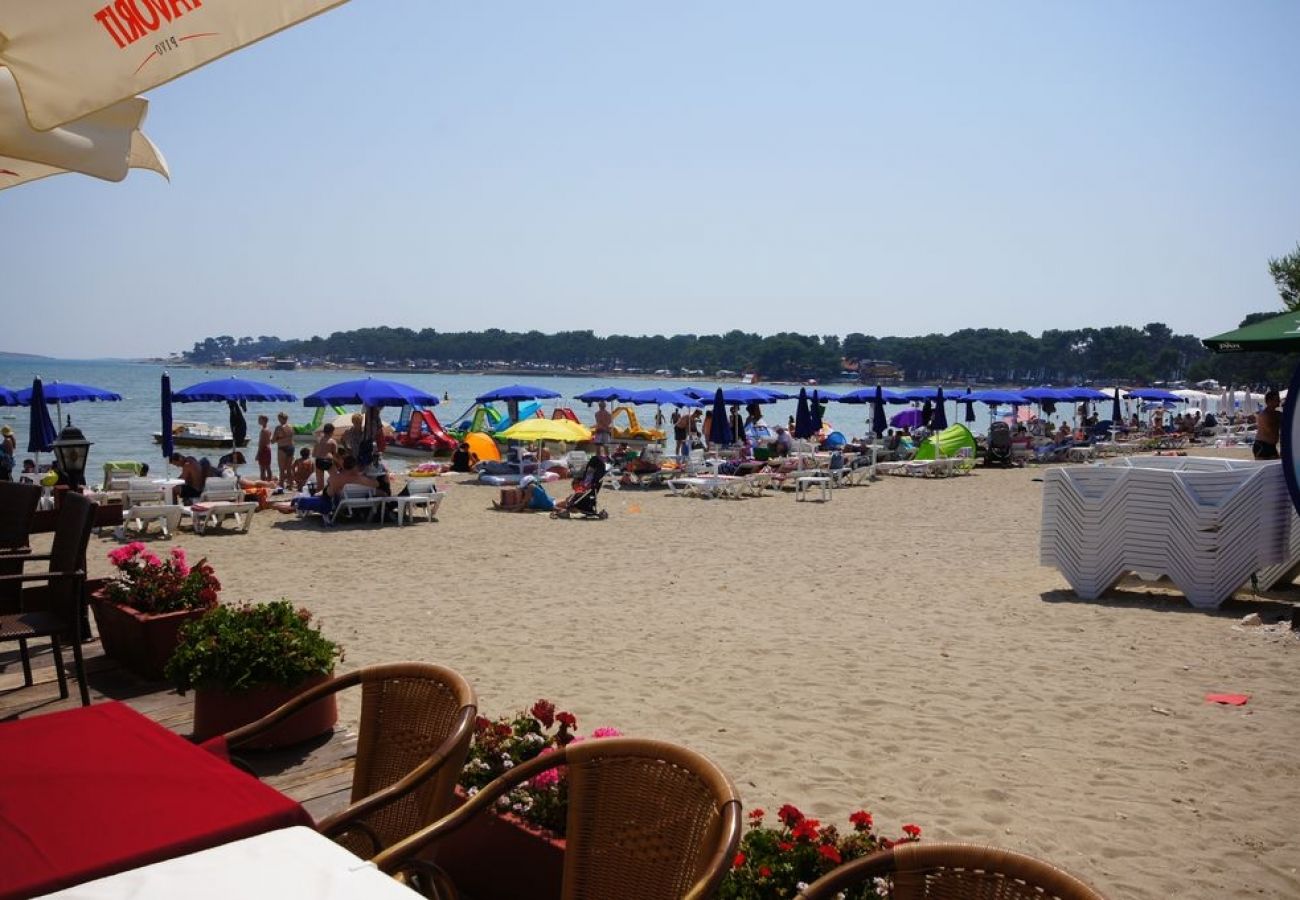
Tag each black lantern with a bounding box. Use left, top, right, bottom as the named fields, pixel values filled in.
left=51, top=417, right=92, bottom=490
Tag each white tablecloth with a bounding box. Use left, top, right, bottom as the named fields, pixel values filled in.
left=38, top=827, right=416, bottom=899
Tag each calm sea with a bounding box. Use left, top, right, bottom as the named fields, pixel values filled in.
left=0, top=358, right=997, bottom=476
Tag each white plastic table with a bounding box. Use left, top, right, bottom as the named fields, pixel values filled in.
left=37, top=826, right=417, bottom=899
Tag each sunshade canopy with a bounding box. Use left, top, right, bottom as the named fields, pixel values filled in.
left=1125, top=388, right=1184, bottom=402
left=16, top=382, right=122, bottom=404
left=463, top=432, right=501, bottom=462
left=837, top=387, right=904, bottom=404
left=0, top=386, right=18, bottom=406
left=626, top=389, right=702, bottom=407
left=898, top=387, right=942, bottom=402
left=574, top=387, right=624, bottom=403
left=305, top=378, right=438, bottom=408
left=1203, top=311, right=1300, bottom=353
left=1056, top=386, right=1111, bottom=401
left=962, top=390, right=1030, bottom=405
left=476, top=384, right=562, bottom=403
left=172, top=377, right=297, bottom=403
left=913, top=424, right=978, bottom=461
left=496, top=418, right=592, bottom=443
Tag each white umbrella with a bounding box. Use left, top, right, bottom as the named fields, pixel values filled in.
left=0, top=0, right=350, bottom=131
left=1241, top=390, right=1258, bottom=417
left=0, top=67, right=166, bottom=182
left=0, top=130, right=168, bottom=192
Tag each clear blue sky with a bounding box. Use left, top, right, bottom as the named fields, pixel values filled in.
left=2, top=0, right=1297, bottom=359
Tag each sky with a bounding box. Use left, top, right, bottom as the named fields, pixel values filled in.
left=2, top=0, right=1298, bottom=359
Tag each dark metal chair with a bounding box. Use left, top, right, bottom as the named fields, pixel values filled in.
left=0, top=492, right=97, bottom=705
left=0, top=481, right=42, bottom=609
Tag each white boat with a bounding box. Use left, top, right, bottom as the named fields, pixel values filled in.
left=152, top=420, right=248, bottom=449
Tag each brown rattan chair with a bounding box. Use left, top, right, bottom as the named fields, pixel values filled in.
left=0, top=492, right=96, bottom=706
left=221, top=662, right=477, bottom=857
left=0, top=480, right=42, bottom=606
left=797, top=842, right=1107, bottom=900
left=372, top=736, right=743, bottom=900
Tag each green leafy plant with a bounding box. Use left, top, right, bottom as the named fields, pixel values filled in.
left=719, top=805, right=922, bottom=899
left=164, top=600, right=342, bottom=693
left=101, top=543, right=220, bottom=615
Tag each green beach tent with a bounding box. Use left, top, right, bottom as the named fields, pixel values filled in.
left=1202, top=311, right=1300, bottom=353
left=913, top=423, right=977, bottom=461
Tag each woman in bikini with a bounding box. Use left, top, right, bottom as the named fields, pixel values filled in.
left=272, top=412, right=296, bottom=488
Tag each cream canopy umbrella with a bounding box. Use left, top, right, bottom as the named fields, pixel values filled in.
left=0, top=0, right=350, bottom=131
left=0, top=67, right=166, bottom=183
left=0, top=128, right=168, bottom=192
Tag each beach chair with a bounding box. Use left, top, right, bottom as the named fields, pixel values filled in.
left=219, top=663, right=477, bottom=858
left=373, top=737, right=741, bottom=900
left=797, top=842, right=1105, bottom=900
left=187, top=501, right=257, bottom=535
left=198, top=476, right=243, bottom=503
left=124, top=477, right=168, bottom=507
left=327, top=484, right=385, bottom=526
left=120, top=504, right=186, bottom=539
left=394, top=481, right=443, bottom=524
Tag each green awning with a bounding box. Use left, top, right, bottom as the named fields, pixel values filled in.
left=1203, top=310, right=1300, bottom=353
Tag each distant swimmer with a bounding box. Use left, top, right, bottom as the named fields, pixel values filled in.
left=443, top=391, right=450, bottom=402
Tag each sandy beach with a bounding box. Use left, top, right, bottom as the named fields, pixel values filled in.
left=80, top=449, right=1300, bottom=899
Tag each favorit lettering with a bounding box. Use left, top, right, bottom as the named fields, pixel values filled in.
left=93, top=0, right=203, bottom=50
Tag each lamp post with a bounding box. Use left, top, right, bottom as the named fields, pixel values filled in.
left=50, top=417, right=92, bottom=490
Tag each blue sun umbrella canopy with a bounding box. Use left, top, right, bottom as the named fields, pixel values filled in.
left=897, top=386, right=943, bottom=402
left=160, top=373, right=174, bottom=459
left=26, top=378, right=57, bottom=453
left=627, top=388, right=703, bottom=407
left=793, top=388, right=815, bottom=439
left=931, top=386, right=948, bottom=430
left=1125, top=387, right=1184, bottom=403
left=306, top=377, right=440, bottom=408
left=16, top=381, right=122, bottom=404
left=871, top=386, right=888, bottom=436
left=1058, top=386, right=1111, bottom=402
left=0, top=386, right=17, bottom=406
left=838, top=387, right=904, bottom=404
left=1111, top=387, right=1123, bottom=423
left=171, top=377, right=298, bottom=403
left=708, top=389, right=734, bottom=445
left=475, top=384, right=562, bottom=403
left=574, top=387, right=625, bottom=403
left=962, top=390, right=1031, bottom=405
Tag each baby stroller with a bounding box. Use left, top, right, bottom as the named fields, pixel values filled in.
left=552, top=455, right=609, bottom=520
left=985, top=421, right=1014, bottom=467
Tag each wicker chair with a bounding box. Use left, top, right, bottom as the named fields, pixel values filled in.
left=0, top=481, right=42, bottom=608
left=221, top=662, right=477, bottom=857
left=0, top=492, right=96, bottom=706
left=798, top=842, right=1107, bottom=900
left=372, top=737, right=743, bottom=900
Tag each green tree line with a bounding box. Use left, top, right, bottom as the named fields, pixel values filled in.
left=182, top=319, right=1285, bottom=387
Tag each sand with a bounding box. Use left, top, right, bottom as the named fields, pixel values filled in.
left=82, top=449, right=1300, bottom=899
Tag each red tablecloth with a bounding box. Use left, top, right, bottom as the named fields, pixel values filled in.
left=0, top=702, right=314, bottom=899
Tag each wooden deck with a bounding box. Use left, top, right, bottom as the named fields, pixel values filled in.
left=0, top=638, right=355, bottom=823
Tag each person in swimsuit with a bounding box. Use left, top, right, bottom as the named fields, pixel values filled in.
left=255, top=415, right=274, bottom=481
left=312, top=423, right=339, bottom=492
left=272, top=412, right=296, bottom=488
left=1254, top=390, right=1282, bottom=460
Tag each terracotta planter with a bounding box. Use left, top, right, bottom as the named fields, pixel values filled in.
left=89, top=588, right=211, bottom=681
left=435, top=787, right=564, bottom=900
left=191, top=673, right=338, bottom=749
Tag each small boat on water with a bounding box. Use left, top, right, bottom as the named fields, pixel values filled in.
left=152, top=420, right=248, bottom=449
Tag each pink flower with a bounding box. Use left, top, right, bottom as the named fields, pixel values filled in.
left=169, top=547, right=189, bottom=575
left=590, top=727, right=622, bottom=739
left=530, top=768, right=560, bottom=789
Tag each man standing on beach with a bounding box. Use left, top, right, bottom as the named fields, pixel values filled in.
left=593, top=401, right=613, bottom=457
left=1254, top=390, right=1282, bottom=460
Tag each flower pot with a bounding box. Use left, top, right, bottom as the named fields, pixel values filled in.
left=191, top=673, right=338, bottom=749
left=434, top=787, right=564, bottom=900
left=89, top=588, right=210, bottom=681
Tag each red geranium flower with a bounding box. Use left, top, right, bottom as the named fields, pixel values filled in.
left=556, top=711, right=577, bottom=729
left=474, top=715, right=492, bottom=732
left=748, top=808, right=765, bottom=820
left=849, top=810, right=874, bottom=831
left=732, top=852, right=746, bottom=869
left=759, top=865, right=772, bottom=878
left=778, top=841, right=794, bottom=852
left=792, top=818, right=822, bottom=842
left=777, top=804, right=804, bottom=826
left=494, top=723, right=513, bottom=737
left=902, top=823, right=922, bottom=839
left=818, top=844, right=842, bottom=865
left=530, top=699, right=556, bottom=728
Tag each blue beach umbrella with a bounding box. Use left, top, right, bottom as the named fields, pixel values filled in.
left=1125, top=387, right=1184, bottom=403
left=0, top=386, right=17, bottom=406
left=628, top=388, right=703, bottom=408
left=872, top=385, right=888, bottom=437
left=1061, top=386, right=1110, bottom=402
left=839, top=387, right=904, bottom=405
left=931, top=386, right=948, bottom=430
left=793, top=388, right=815, bottom=439
left=720, top=387, right=778, bottom=405
left=1111, top=387, right=1122, bottom=424
left=890, top=408, right=923, bottom=429
left=960, top=389, right=977, bottom=423
left=963, top=390, right=1031, bottom=405
left=171, top=376, right=298, bottom=403
left=810, top=390, right=824, bottom=433
left=16, top=382, right=123, bottom=405
left=754, top=388, right=794, bottom=401
left=26, top=378, right=57, bottom=454
left=475, top=384, right=562, bottom=403
left=708, top=389, right=733, bottom=446
left=574, top=387, right=623, bottom=404
left=306, top=377, right=440, bottom=408
left=898, top=387, right=942, bottom=402
left=679, top=386, right=715, bottom=400
left=160, top=372, right=174, bottom=460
